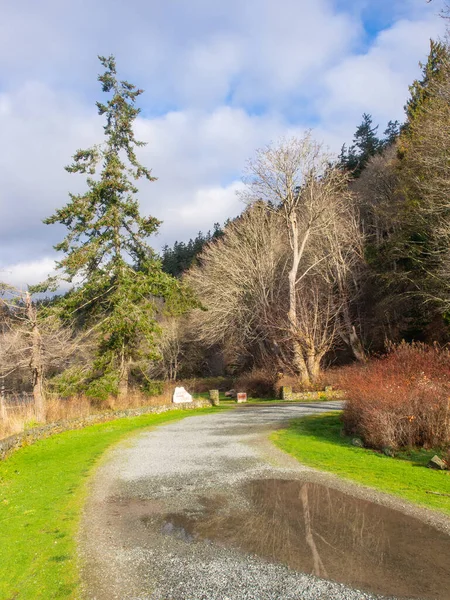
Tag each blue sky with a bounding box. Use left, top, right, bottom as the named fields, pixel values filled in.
left=0, top=0, right=446, bottom=287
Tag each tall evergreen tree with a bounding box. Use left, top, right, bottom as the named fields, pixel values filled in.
left=405, top=40, right=449, bottom=124
left=359, top=39, right=450, bottom=343
left=396, top=40, right=450, bottom=319
left=161, top=223, right=223, bottom=277
left=382, top=120, right=401, bottom=147
left=339, top=113, right=382, bottom=177
left=44, top=55, right=192, bottom=398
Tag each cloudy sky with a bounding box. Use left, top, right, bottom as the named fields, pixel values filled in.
left=0, top=0, right=446, bottom=287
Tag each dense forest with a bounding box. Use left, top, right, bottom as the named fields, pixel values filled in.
left=159, top=40, right=450, bottom=379
left=1, top=34, right=450, bottom=413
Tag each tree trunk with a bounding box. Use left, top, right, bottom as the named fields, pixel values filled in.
left=306, top=352, right=322, bottom=384
left=0, top=386, right=7, bottom=422
left=348, top=325, right=366, bottom=363
left=118, top=351, right=131, bottom=400
left=32, top=365, right=45, bottom=422
left=293, top=341, right=310, bottom=386
left=171, top=357, right=178, bottom=382
left=342, top=303, right=366, bottom=362
left=287, top=218, right=311, bottom=386
left=26, top=293, right=46, bottom=422
left=117, top=371, right=129, bottom=400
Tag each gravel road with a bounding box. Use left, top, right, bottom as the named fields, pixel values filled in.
left=79, top=403, right=450, bottom=600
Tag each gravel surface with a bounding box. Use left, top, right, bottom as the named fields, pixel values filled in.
left=79, top=403, right=450, bottom=600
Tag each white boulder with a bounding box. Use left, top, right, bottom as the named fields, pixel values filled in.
left=172, top=386, right=193, bottom=404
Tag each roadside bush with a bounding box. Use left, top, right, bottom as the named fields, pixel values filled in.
left=177, top=377, right=234, bottom=394
left=235, top=369, right=279, bottom=398
left=338, top=343, right=450, bottom=450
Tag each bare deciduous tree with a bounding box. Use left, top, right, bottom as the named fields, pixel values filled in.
left=145, top=316, right=184, bottom=381
left=187, top=137, right=363, bottom=384
left=239, top=135, right=361, bottom=382
left=186, top=204, right=287, bottom=370
left=0, top=285, right=80, bottom=421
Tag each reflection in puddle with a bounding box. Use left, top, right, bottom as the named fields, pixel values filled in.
left=161, top=520, right=194, bottom=543
left=163, top=479, right=450, bottom=600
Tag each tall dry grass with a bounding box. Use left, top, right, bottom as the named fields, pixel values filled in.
left=0, top=387, right=174, bottom=441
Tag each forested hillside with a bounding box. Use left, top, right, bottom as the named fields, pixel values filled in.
left=160, top=39, right=450, bottom=382
left=1, top=33, right=450, bottom=412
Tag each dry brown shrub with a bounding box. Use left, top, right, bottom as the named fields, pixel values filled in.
left=103, top=388, right=172, bottom=411
left=176, top=377, right=234, bottom=394
left=235, top=369, right=279, bottom=398
left=337, top=343, right=450, bottom=450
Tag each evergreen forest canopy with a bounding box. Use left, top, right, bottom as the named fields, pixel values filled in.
left=2, top=31, right=450, bottom=410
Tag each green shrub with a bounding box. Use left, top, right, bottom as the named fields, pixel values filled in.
left=47, top=366, right=88, bottom=397
left=141, top=379, right=165, bottom=397
left=85, top=372, right=119, bottom=401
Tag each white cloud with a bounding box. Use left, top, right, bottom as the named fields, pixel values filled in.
left=0, top=257, right=57, bottom=289
left=319, top=12, right=446, bottom=138
left=132, top=107, right=305, bottom=241
left=0, top=0, right=446, bottom=285
left=0, top=87, right=302, bottom=283
left=0, top=82, right=101, bottom=268
left=0, top=0, right=359, bottom=110
left=164, top=182, right=245, bottom=233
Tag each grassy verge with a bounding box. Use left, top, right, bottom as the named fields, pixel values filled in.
left=0, top=407, right=219, bottom=599
left=272, top=413, right=450, bottom=515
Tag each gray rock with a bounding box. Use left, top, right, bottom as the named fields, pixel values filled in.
left=351, top=438, right=364, bottom=448
left=427, top=455, right=448, bottom=470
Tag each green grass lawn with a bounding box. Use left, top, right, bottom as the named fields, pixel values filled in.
left=0, top=407, right=219, bottom=600
left=272, top=413, right=450, bottom=515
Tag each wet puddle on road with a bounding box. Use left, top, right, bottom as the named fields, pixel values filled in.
left=162, top=479, right=450, bottom=600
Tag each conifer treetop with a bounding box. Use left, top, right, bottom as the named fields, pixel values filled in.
left=45, top=54, right=160, bottom=284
